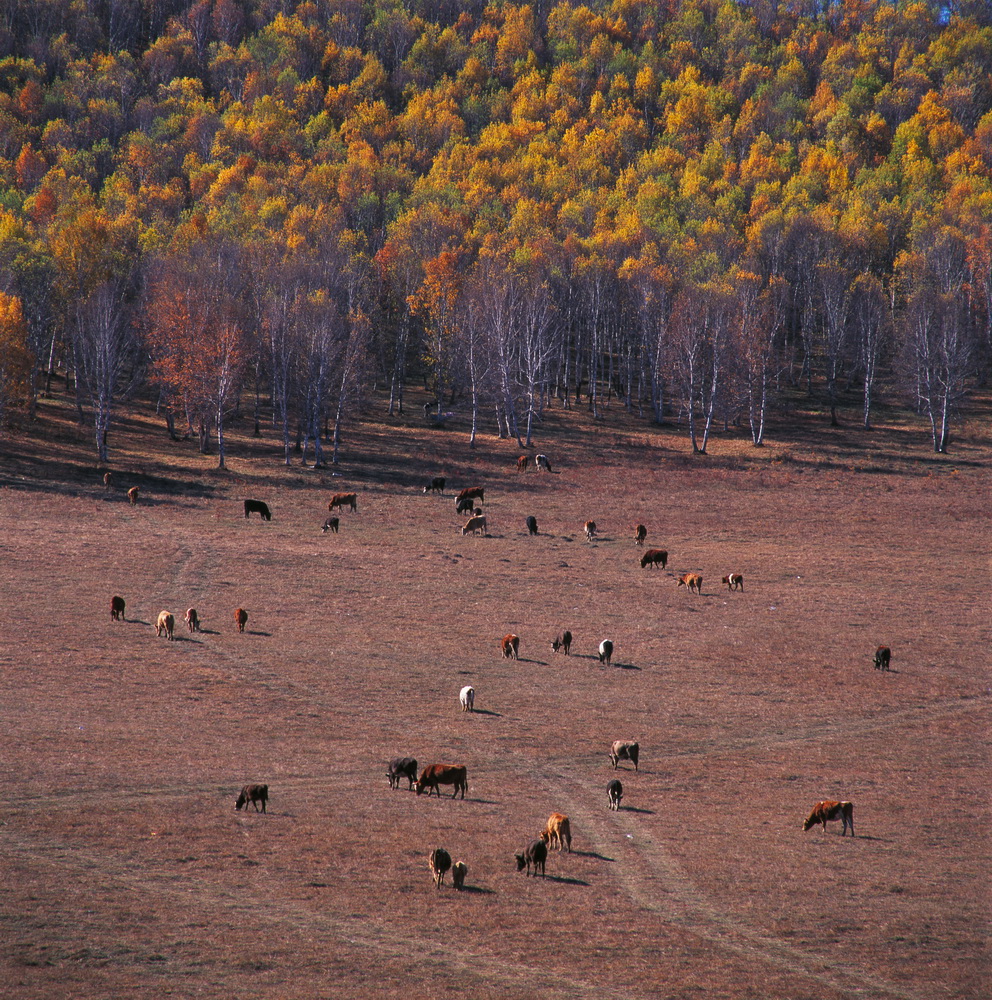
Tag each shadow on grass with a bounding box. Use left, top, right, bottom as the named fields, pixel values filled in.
left=572, top=850, right=615, bottom=862
left=470, top=709, right=502, bottom=718
left=246, top=630, right=272, bottom=637
left=622, top=806, right=654, bottom=815
left=458, top=885, right=497, bottom=895
left=543, top=875, right=591, bottom=886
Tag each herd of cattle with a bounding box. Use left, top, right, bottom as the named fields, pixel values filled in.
left=106, top=456, right=883, bottom=892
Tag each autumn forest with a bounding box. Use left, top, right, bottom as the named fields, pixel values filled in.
left=0, top=0, right=990, bottom=465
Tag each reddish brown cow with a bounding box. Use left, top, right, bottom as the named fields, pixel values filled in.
left=634, top=523, right=647, bottom=545
left=110, top=595, right=126, bottom=621
left=584, top=520, right=597, bottom=540
left=501, top=633, right=519, bottom=660
left=184, top=607, right=200, bottom=632
left=416, top=764, right=468, bottom=798
left=803, top=800, right=855, bottom=836
left=235, top=784, right=268, bottom=813
left=235, top=607, right=248, bottom=633
left=722, top=573, right=744, bottom=591
left=328, top=492, right=357, bottom=512
left=127, top=487, right=139, bottom=505
left=456, top=486, right=485, bottom=505
left=540, top=812, right=572, bottom=853
left=516, top=455, right=530, bottom=472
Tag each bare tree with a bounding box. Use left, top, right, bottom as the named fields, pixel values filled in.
left=850, top=272, right=888, bottom=430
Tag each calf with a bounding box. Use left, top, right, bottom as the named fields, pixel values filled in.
left=387, top=757, right=418, bottom=790
left=515, top=839, right=547, bottom=877
left=424, top=476, right=446, bottom=494
left=235, top=783, right=268, bottom=813
left=552, top=630, right=572, bottom=655
left=534, top=454, right=552, bottom=472
left=874, top=645, right=891, bottom=671
left=429, top=848, right=451, bottom=888
left=328, top=492, right=357, bottom=512
left=640, top=549, right=668, bottom=569
left=155, top=610, right=175, bottom=640
left=451, top=860, right=468, bottom=890
left=234, top=607, right=248, bottom=633
left=722, top=573, right=744, bottom=591
left=501, top=634, right=520, bottom=660
left=584, top=520, right=597, bottom=540
left=677, top=572, right=703, bottom=595
left=610, top=740, right=639, bottom=771
left=110, top=595, right=126, bottom=621
left=416, top=764, right=468, bottom=798
left=461, top=515, right=487, bottom=536
left=634, top=523, right=647, bottom=546
left=455, top=497, right=477, bottom=515
left=517, top=455, right=530, bottom=472
left=460, top=685, right=475, bottom=712
left=607, top=778, right=623, bottom=810
left=103, top=471, right=113, bottom=488
left=803, top=800, right=855, bottom=837
left=456, top=486, right=485, bottom=506
left=598, top=639, right=614, bottom=666
left=321, top=516, right=339, bottom=533
left=127, top=487, right=139, bottom=505
left=184, top=607, right=200, bottom=632
left=244, top=498, right=272, bottom=520
left=540, top=812, right=572, bottom=853
left=526, top=515, right=538, bottom=535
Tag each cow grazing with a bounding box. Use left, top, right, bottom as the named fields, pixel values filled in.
left=517, top=455, right=530, bottom=472
left=424, top=476, right=446, bottom=494
left=722, top=573, right=744, bottom=591
left=803, top=800, right=855, bottom=837
left=598, top=639, right=614, bottom=666
left=244, top=499, right=272, bottom=520
left=127, top=487, right=139, bottom=505
left=456, top=486, right=485, bottom=506
left=501, top=634, right=520, bottom=660
left=677, top=572, right=703, bottom=595
left=641, top=549, right=668, bottom=569
left=584, top=520, right=597, bottom=540
left=234, top=607, right=248, bottom=633
left=322, top=516, right=339, bottom=533
left=610, top=740, right=639, bottom=771
left=387, top=757, right=418, bottom=790
left=451, top=861, right=468, bottom=890
left=634, top=523, right=647, bottom=546
left=103, top=471, right=113, bottom=488
left=328, top=492, right=357, bottom=512
left=552, top=630, right=572, bottom=655
left=184, top=607, right=200, bottom=632
left=540, top=812, right=572, bottom=853
left=460, top=685, right=475, bottom=712
left=110, top=595, right=126, bottom=621
left=429, top=848, right=452, bottom=888
left=155, top=611, right=175, bottom=640
left=535, top=454, right=552, bottom=472
left=456, top=497, right=476, bottom=514
left=526, top=515, right=538, bottom=535
left=874, top=645, right=891, bottom=671
left=416, top=764, right=468, bottom=798
left=607, top=778, right=623, bottom=810
left=462, top=515, right=487, bottom=536
left=515, top=839, right=547, bottom=877
left=235, top=783, right=268, bottom=813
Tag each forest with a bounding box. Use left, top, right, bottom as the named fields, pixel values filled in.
left=0, top=0, right=989, bottom=464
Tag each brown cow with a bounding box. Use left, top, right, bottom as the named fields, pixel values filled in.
left=517, top=455, right=530, bottom=472
left=803, top=800, right=855, bottom=836
left=634, top=523, right=647, bottom=545
left=462, top=515, right=487, bottom=536
left=610, top=740, right=639, bottom=771
left=640, top=549, right=668, bottom=569
left=234, top=607, right=248, bottom=633
left=584, top=520, right=597, bottom=540
left=722, top=573, right=744, bottom=591
left=110, top=595, right=126, bottom=621
left=235, top=784, right=268, bottom=813
left=328, top=492, right=357, bottom=512
left=501, top=633, right=519, bottom=660
left=155, top=611, right=174, bottom=640
left=429, top=848, right=451, bottom=888
left=874, top=646, right=891, bottom=671
left=677, top=572, right=703, bottom=594
left=416, top=764, right=468, bottom=798
left=456, top=486, right=485, bottom=505
left=184, top=608, right=200, bottom=632
left=552, top=630, right=572, bottom=655
left=127, top=487, right=139, bottom=505
left=540, top=812, right=572, bottom=853
left=103, top=471, right=113, bottom=488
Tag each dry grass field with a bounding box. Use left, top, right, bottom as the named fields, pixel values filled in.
left=1, top=394, right=989, bottom=1000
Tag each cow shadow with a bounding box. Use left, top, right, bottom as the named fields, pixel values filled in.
left=515, top=658, right=546, bottom=666
left=245, top=630, right=272, bottom=637
left=465, top=797, right=500, bottom=806
left=458, top=885, right=497, bottom=895
left=126, top=619, right=152, bottom=626
left=543, top=875, right=590, bottom=886
left=612, top=662, right=640, bottom=671
left=572, top=850, right=614, bottom=862
left=198, top=628, right=221, bottom=636
left=470, top=709, right=502, bottom=718
left=621, top=806, right=654, bottom=815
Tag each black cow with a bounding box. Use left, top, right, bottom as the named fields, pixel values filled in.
left=235, top=784, right=268, bottom=812
left=526, top=515, right=538, bottom=535
left=515, top=839, right=547, bottom=877
left=244, top=499, right=272, bottom=521
left=387, top=757, right=418, bottom=790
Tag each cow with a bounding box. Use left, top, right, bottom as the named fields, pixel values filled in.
left=424, top=477, right=446, bottom=494
left=584, top=520, right=597, bottom=540
left=722, top=573, right=744, bottom=591
left=127, top=487, right=139, bottom=505
left=552, top=630, right=572, bottom=655
left=322, top=516, right=339, bottom=533
left=244, top=499, right=271, bottom=520
left=456, top=487, right=485, bottom=507
left=526, top=515, right=538, bottom=535
left=235, top=783, right=268, bottom=813
left=540, top=812, right=572, bottom=853
left=416, top=764, right=468, bottom=798
left=234, top=607, right=248, bottom=633
left=641, top=549, right=668, bottom=569
left=328, top=492, right=357, bottom=512
left=387, top=757, right=418, bottom=790
left=184, top=607, right=200, bottom=632
left=429, top=848, right=451, bottom=888
left=515, top=839, right=547, bottom=877
left=110, top=595, right=126, bottom=621
left=155, top=611, right=175, bottom=640
left=517, top=455, right=530, bottom=472
left=451, top=861, right=468, bottom=890
left=634, top=523, right=647, bottom=546
left=103, top=471, right=113, bottom=488
left=534, top=454, right=552, bottom=472
left=460, top=685, right=475, bottom=712
left=456, top=497, right=477, bottom=515
left=461, top=515, right=487, bottom=536
left=874, top=645, right=891, bottom=671
left=610, top=740, right=639, bottom=771
left=501, top=634, right=519, bottom=660
left=803, top=800, right=855, bottom=837
left=607, top=778, right=623, bottom=810
left=598, top=639, right=614, bottom=666
left=677, top=572, right=703, bottom=595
